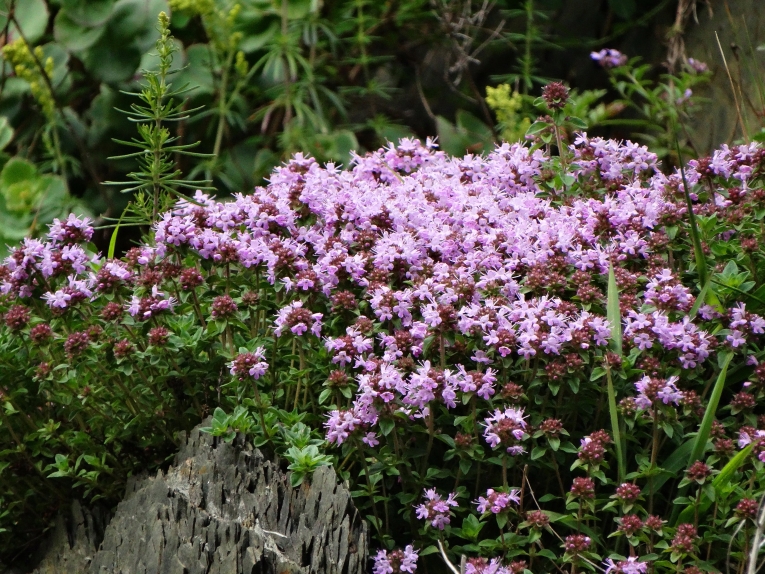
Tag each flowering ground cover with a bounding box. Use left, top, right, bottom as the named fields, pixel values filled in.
left=2, top=135, right=765, bottom=572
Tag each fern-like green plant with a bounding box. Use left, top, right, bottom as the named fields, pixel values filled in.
left=107, top=12, right=211, bottom=226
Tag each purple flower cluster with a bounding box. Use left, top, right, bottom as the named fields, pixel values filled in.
left=229, top=349, right=269, bottom=381
left=483, top=407, right=528, bottom=455
left=464, top=558, right=515, bottom=574
left=604, top=557, right=649, bottom=574
left=4, top=132, right=765, bottom=572
left=591, top=49, right=627, bottom=69
left=372, top=546, right=418, bottom=574
left=415, top=488, right=458, bottom=529
left=475, top=488, right=520, bottom=514
left=634, top=375, right=683, bottom=410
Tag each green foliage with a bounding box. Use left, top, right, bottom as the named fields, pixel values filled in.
left=0, top=0, right=673, bottom=244
left=485, top=84, right=530, bottom=143
left=0, top=157, right=89, bottom=258
left=598, top=56, right=711, bottom=162
left=200, top=405, right=254, bottom=441
left=436, top=110, right=496, bottom=157
left=107, top=11, right=211, bottom=225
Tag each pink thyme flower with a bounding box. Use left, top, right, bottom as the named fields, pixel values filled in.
left=634, top=375, right=682, bottom=410
left=591, top=48, right=627, bottom=68
left=483, top=407, right=528, bottom=454
left=372, top=545, right=418, bottom=574
left=229, top=348, right=269, bottom=381
left=604, top=557, right=649, bottom=574
left=274, top=300, right=323, bottom=337
left=415, top=488, right=458, bottom=530
left=475, top=488, right=520, bottom=514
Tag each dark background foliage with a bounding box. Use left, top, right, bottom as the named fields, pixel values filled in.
left=0, top=0, right=676, bottom=254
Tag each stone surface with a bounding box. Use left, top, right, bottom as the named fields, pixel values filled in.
left=27, top=501, right=108, bottom=574
left=10, top=424, right=367, bottom=574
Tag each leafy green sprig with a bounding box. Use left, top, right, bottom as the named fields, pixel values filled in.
left=108, top=12, right=212, bottom=225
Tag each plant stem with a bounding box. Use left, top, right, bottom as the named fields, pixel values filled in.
left=357, top=440, right=381, bottom=534
left=649, top=405, right=659, bottom=514
left=294, top=342, right=305, bottom=411
left=281, top=0, right=293, bottom=128
left=252, top=378, right=271, bottom=440
left=212, top=50, right=236, bottom=162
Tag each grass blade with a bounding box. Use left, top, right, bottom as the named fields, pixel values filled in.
left=605, top=366, right=626, bottom=482
left=107, top=210, right=126, bottom=260
left=605, top=263, right=625, bottom=481
left=607, top=263, right=622, bottom=356
left=675, top=137, right=708, bottom=286
left=688, top=352, right=733, bottom=467
left=675, top=443, right=753, bottom=525
left=688, top=279, right=710, bottom=320
left=652, top=438, right=695, bottom=492
left=670, top=352, right=733, bottom=525
left=714, top=443, right=753, bottom=489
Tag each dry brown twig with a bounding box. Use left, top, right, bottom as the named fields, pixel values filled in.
left=430, top=0, right=505, bottom=87
left=665, top=0, right=712, bottom=72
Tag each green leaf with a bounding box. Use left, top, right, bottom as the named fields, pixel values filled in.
left=605, top=264, right=626, bottom=482
left=378, top=418, right=394, bottom=437
left=81, top=42, right=141, bottom=84
left=672, top=352, right=733, bottom=526
left=107, top=208, right=125, bottom=259
left=713, top=443, right=752, bottom=490
left=688, top=279, right=710, bottom=320
left=688, top=352, right=732, bottom=467
left=526, top=121, right=550, bottom=136
left=652, top=439, right=694, bottom=491
left=567, top=116, right=588, bottom=130
left=81, top=0, right=170, bottom=84
left=58, top=0, right=115, bottom=27
left=237, top=21, right=279, bottom=53
left=418, top=545, right=439, bottom=557
left=212, top=407, right=229, bottom=427
left=54, top=10, right=107, bottom=52
left=0, top=157, right=37, bottom=188
left=0, top=0, right=49, bottom=44
left=607, top=263, right=622, bottom=356
left=675, top=139, right=707, bottom=285
left=605, top=368, right=625, bottom=482
left=495, top=512, right=509, bottom=529
left=0, top=117, right=13, bottom=151
left=456, top=109, right=495, bottom=154
left=531, top=446, right=547, bottom=460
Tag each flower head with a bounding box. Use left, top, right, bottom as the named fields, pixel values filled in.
left=229, top=348, right=269, bottom=381
left=542, top=82, right=569, bottom=110
left=605, top=557, right=649, bottom=574
left=591, top=49, right=627, bottom=68
left=373, top=546, right=418, bottom=574
left=415, top=489, right=458, bottom=530
left=475, top=488, right=520, bottom=514
left=483, top=407, right=528, bottom=454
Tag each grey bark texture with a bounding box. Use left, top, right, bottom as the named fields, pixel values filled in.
left=19, top=423, right=367, bottom=574
left=683, top=0, right=765, bottom=153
